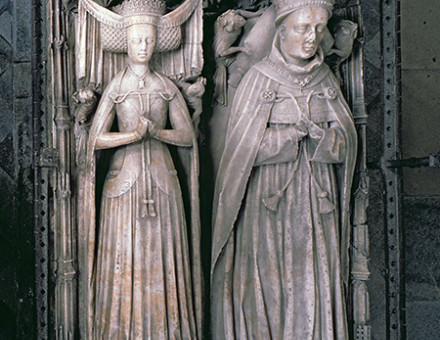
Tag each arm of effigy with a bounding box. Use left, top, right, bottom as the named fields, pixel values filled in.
left=93, top=84, right=144, bottom=150
left=254, top=126, right=306, bottom=166
left=309, top=121, right=347, bottom=163
left=151, top=90, right=194, bottom=147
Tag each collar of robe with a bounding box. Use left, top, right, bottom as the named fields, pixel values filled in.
left=265, top=33, right=325, bottom=88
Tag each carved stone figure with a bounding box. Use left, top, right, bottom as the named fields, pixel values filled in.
left=213, top=9, right=264, bottom=106
left=210, top=7, right=277, bottom=173
left=327, top=19, right=358, bottom=82
left=76, top=0, right=203, bottom=338
left=211, top=0, right=357, bottom=339
left=177, top=76, right=206, bottom=135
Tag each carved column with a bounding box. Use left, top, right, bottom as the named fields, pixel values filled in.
left=352, top=176, right=371, bottom=340
left=342, top=1, right=372, bottom=339
left=51, top=0, right=77, bottom=338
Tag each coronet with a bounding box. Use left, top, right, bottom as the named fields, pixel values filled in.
left=114, top=0, right=166, bottom=17
left=274, top=0, right=335, bottom=23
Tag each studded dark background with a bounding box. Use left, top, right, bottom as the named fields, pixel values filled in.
left=0, top=0, right=36, bottom=338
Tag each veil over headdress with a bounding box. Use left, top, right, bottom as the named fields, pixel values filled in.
left=77, top=1, right=203, bottom=338
left=77, top=0, right=203, bottom=89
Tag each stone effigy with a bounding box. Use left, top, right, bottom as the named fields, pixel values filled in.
left=211, top=0, right=358, bottom=338
left=76, top=0, right=204, bottom=338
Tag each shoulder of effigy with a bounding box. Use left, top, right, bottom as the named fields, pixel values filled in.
left=251, top=59, right=302, bottom=87
left=237, top=64, right=277, bottom=91
left=314, top=63, right=334, bottom=83
left=151, top=71, right=178, bottom=98
left=231, top=69, right=274, bottom=110
left=110, top=68, right=129, bottom=85
left=249, top=60, right=271, bottom=78
left=102, top=69, right=128, bottom=95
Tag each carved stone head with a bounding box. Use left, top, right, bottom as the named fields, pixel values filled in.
left=217, top=10, right=246, bottom=33
left=126, top=24, right=157, bottom=64
left=278, top=5, right=330, bottom=65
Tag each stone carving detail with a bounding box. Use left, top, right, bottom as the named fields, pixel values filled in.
left=72, top=0, right=204, bottom=338
left=210, top=0, right=368, bottom=338
left=326, top=19, right=358, bottom=82
left=46, top=0, right=372, bottom=338
left=213, top=9, right=263, bottom=106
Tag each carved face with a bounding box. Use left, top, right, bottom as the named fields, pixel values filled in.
left=127, top=24, right=156, bottom=64
left=279, top=6, right=329, bottom=64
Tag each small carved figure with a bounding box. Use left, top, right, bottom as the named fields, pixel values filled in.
left=73, top=86, right=99, bottom=170
left=73, top=86, right=98, bottom=125
left=214, top=10, right=248, bottom=59
left=211, top=0, right=357, bottom=339
left=177, top=76, right=206, bottom=135
left=213, top=9, right=263, bottom=106
left=327, top=19, right=358, bottom=81
left=329, top=19, right=358, bottom=59
left=77, top=0, right=203, bottom=338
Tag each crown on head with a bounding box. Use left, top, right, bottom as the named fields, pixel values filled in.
left=114, top=0, right=166, bottom=17
left=274, top=0, right=335, bottom=23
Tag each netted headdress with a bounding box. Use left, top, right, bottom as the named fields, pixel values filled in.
left=81, top=0, right=200, bottom=53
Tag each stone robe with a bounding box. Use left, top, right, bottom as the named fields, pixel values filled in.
left=82, top=68, right=202, bottom=340
left=211, top=47, right=357, bottom=340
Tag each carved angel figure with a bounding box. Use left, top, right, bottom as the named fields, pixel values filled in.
left=77, top=0, right=203, bottom=338
left=211, top=0, right=357, bottom=339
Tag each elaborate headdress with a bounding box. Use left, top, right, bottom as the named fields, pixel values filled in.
left=80, top=0, right=201, bottom=52
left=77, top=0, right=203, bottom=84
left=273, top=0, right=335, bottom=23
left=114, top=0, right=166, bottom=19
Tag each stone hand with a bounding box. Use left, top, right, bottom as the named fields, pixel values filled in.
left=306, top=120, right=325, bottom=140
left=135, top=116, right=150, bottom=139
left=295, top=119, right=309, bottom=140
left=146, top=118, right=160, bottom=137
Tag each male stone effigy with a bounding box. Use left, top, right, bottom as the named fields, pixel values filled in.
left=211, top=0, right=359, bottom=338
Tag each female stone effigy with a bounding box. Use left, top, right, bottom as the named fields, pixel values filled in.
left=76, top=0, right=204, bottom=338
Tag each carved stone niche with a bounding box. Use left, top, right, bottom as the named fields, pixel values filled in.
left=50, top=0, right=204, bottom=339
left=45, top=0, right=370, bottom=339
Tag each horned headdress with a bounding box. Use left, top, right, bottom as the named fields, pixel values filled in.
left=77, top=0, right=203, bottom=88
